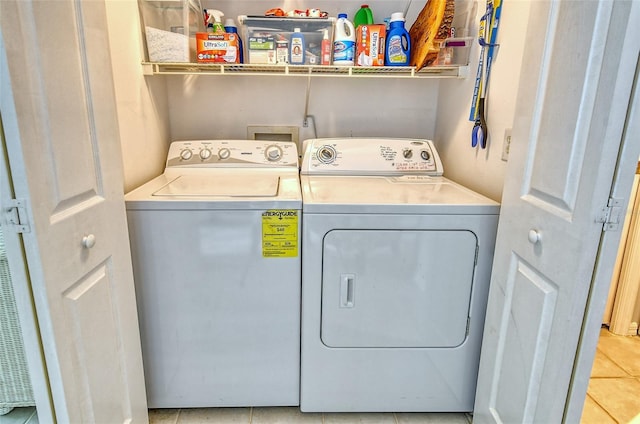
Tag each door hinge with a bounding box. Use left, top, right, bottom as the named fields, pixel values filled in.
left=4, top=198, right=31, bottom=233
left=596, top=197, right=624, bottom=232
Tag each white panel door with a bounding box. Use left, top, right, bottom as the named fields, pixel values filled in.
left=0, top=1, right=147, bottom=423
left=473, top=1, right=640, bottom=423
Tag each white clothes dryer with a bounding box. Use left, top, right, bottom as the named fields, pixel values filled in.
left=125, top=140, right=301, bottom=408
left=299, top=138, right=500, bottom=412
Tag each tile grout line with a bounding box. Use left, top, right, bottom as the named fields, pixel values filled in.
left=174, top=408, right=181, bottom=424
left=589, top=331, right=640, bottom=422
left=597, top=347, right=633, bottom=378
left=596, top=332, right=640, bottom=377
left=583, top=393, right=618, bottom=423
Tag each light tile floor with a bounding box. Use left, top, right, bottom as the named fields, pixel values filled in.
left=580, top=327, right=640, bottom=424
left=3, top=327, right=638, bottom=424
left=149, top=408, right=473, bottom=424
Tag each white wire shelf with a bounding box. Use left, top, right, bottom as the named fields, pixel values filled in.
left=141, top=62, right=468, bottom=79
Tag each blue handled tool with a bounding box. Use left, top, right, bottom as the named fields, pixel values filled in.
left=470, top=0, right=502, bottom=149
left=469, top=2, right=491, bottom=123
left=472, top=95, right=488, bottom=148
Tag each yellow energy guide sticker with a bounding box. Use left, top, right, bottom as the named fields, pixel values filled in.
left=262, top=210, right=299, bottom=257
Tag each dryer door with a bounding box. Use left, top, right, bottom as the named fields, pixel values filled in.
left=321, top=229, right=477, bottom=348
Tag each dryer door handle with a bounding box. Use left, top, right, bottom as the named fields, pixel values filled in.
left=340, top=274, right=355, bottom=308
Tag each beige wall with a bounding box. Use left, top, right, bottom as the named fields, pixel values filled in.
left=105, top=0, right=171, bottom=193
left=435, top=1, right=531, bottom=202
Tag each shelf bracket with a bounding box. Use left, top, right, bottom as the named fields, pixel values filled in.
left=141, top=62, right=155, bottom=76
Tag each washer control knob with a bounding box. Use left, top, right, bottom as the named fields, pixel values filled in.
left=180, top=149, right=193, bottom=161
left=199, top=148, right=212, bottom=160
left=317, top=146, right=336, bottom=164
left=218, top=148, right=231, bottom=160
left=403, top=149, right=413, bottom=159
left=420, top=150, right=431, bottom=161
left=265, top=145, right=283, bottom=162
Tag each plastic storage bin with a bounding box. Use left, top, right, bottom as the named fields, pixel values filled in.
left=238, top=16, right=335, bottom=65
left=433, top=37, right=473, bottom=66
left=138, top=0, right=205, bottom=62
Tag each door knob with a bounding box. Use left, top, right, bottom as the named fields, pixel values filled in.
left=82, top=234, right=96, bottom=249
left=528, top=229, right=541, bottom=244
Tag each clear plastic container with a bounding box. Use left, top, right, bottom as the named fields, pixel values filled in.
left=433, top=37, right=473, bottom=66
left=138, top=0, right=205, bottom=62
left=238, top=16, right=335, bottom=65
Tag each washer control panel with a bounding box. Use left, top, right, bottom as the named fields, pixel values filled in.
left=301, top=138, right=443, bottom=176
left=166, top=140, right=298, bottom=168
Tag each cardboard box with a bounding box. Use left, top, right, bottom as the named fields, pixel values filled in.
left=276, top=40, right=289, bottom=65
left=239, top=16, right=334, bottom=65
left=356, top=24, right=386, bottom=66
left=247, top=36, right=277, bottom=64
left=196, top=33, right=240, bottom=63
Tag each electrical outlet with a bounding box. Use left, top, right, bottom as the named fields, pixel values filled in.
left=501, top=128, right=512, bottom=161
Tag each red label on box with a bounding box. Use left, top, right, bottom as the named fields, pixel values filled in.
left=196, top=33, right=239, bottom=63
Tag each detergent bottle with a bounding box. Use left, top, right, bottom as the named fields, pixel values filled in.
left=333, top=13, right=355, bottom=66
left=353, top=4, right=374, bottom=29
left=224, top=18, right=243, bottom=63
left=206, top=9, right=225, bottom=34
left=384, top=12, right=411, bottom=66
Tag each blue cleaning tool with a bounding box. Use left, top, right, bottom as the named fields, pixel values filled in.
left=470, top=0, right=502, bottom=148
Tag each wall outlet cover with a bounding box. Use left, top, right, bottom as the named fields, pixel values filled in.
left=501, top=128, right=512, bottom=162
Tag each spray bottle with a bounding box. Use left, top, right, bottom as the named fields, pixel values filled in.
left=320, top=29, right=331, bottom=65
left=206, top=10, right=226, bottom=34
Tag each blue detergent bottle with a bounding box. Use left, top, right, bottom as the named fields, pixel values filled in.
left=384, top=12, right=411, bottom=66
left=224, top=18, right=243, bottom=63
left=289, top=28, right=306, bottom=64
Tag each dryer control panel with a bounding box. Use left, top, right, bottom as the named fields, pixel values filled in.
left=301, top=138, right=444, bottom=176
left=166, top=140, right=299, bottom=168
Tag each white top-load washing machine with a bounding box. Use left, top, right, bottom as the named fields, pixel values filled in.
left=299, top=138, right=500, bottom=412
left=125, top=140, right=301, bottom=408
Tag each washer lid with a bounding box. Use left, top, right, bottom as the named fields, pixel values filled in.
left=153, top=175, right=279, bottom=197
left=124, top=169, right=301, bottom=210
